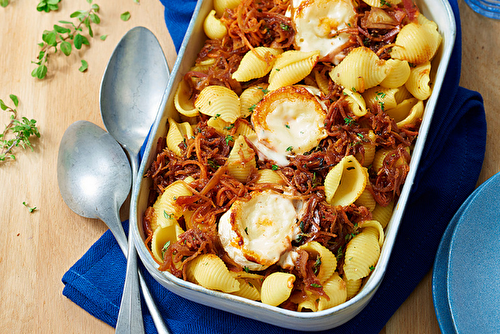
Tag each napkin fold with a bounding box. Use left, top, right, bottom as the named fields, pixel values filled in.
left=62, top=0, right=487, bottom=333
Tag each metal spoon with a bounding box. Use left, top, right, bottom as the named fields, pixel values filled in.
left=100, top=26, right=170, bottom=334
left=56, top=120, right=138, bottom=329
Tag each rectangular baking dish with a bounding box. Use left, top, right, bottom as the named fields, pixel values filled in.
left=131, top=0, right=456, bottom=330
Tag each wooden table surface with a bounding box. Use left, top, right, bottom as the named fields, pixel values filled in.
left=0, top=1, right=498, bottom=333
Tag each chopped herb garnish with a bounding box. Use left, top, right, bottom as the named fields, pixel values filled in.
left=23, top=202, right=37, bottom=213
left=271, top=164, right=278, bottom=171
left=161, top=241, right=171, bottom=257
left=163, top=211, right=174, bottom=220
left=244, top=227, right=249, bottom=235
left=286, top=146, right=293, bottom=152
left=310, top=283, right=322, bottom=288
left=299, top=220, right=305, bottom=232
left=285, top=124, right=290, bottom=129
left=243, top=266, right=250, bottom=273
left=280, top=23, right=289, bottom=31
left=224, top=124, right=235, bottom=130
left=225, top=135, right=234, bottom=145
left=313, top=257, right=322, bottom=275
left=369, top=265, right=375, bottom=271
left=344, top=116, right=354, bottom=126
left=214, top=113, right=221, bottom=119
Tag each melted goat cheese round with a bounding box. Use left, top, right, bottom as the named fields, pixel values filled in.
left=292, top=0, right=357, bottom=63
left=218, top=191, right=302, bottom=271
left=250, top=85, right=327, bottom=166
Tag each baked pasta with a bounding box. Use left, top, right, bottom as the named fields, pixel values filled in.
left=142, top=0, right=441, bottom=312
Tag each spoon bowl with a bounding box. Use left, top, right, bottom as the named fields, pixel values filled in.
left=57, top=120, right=131, bottom=254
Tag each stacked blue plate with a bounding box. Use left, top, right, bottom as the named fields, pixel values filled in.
left=432, top=171, right=500, bottom=333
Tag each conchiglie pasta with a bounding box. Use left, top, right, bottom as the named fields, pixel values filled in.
left=151, top=222, right=184, bottom=262
left=372, top=200, right=395, bottom=228
left=317, top=273, right=347, bottom=311
left=240, top=84, right=268, bottom=118
left=396, top=99, right=424, bottom=128
left=195, top=85, right=241, bottom=123
left=298, top=241, right=337, bottom=283
left=213, top=0, right=241, bottom=17
left=166, top=117, right=194, bottom=157
left=203, top=10, right=227, bottom=40
left=360, top=220, right=385, bottom=247
left=186, top=254, right=240, bottom=293
left=268, top=50, right=320, bottom=91
left=151, top=176, right=195, bottom=230
left=344, top=277, right=362, bottom=299
left=232, top=47, right=282, bottom=82
left=385, top=97, right=419, bottom=123
left=324, top=155, right=367, bottom=206
left=354, top=140, right=376, bottom=167
left=355, top=182, right=376, bottom=211
left=405, top=61, right=432, bottom=100
left=343, top=88, right=367, bottom=117
left=227, top=135, right=256, bottom=182
left=329, top=47, right=388, bottom=93
left=390, top=19, right=442, bottom=64
left=255, top=168, right=285, bottom=184
left=174, top=79, right=199, bottom=117
left=380, top=59, right=411, bottom=88
left=313, top=69, right=330, bottom=95
left=343, top=227, right=381, bottom=281
left=362, top=87, right=398, bottom=112
left=231, top=278, right=261, bottom=301
left=361, top=0, right=401, bottom=7
left=394, top=86, right=413, bottom=104
left=372, top=147, right=409, bottom=173
left=261, top=272, right=295, bottom=306
left=297, top=296, right=318, bottom=312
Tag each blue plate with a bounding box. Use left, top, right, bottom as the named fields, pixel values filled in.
left=432, top=172, right=500, bottom=333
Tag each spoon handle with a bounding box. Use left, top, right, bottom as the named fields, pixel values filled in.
left=115, top=238, right=145, bottom=334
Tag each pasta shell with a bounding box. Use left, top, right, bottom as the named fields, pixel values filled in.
left=394, top=86, right=413, bottom=104
left=390, top=20, right=442, bottom=64
left=239, top=84, right=268, bottom=118
left=361, top=0, right=401, bottom=7
left=354, top=140, right=376, bottom=167
left=298, top=241, right=337, bottom=283
left=317, top=273, right=347, bottom=311
left=344, top=277, right=362, bottom=299
left=360, top=220, right=385, bottom=247
left=372, top=199, right=395, bottom=228
left=297, top=296, right=318, bottom=312
left=203, top=9, right=227, bottom=40
left=355, top=179, right=376, bottom=211
left=261, top=272, right=295, bottom=306
left=232, top=47, right=282, bottom=82
left=174, top=79, right=199, bottom=117
left=329, top=47, right=388, bottom=93
left=150, top=222, right=184, bottom=262
left=231, top=278, right=262, bottom=301
left=362, top=86, right=398, bottom=113
left=343, top=88, right=367, bottom=117
left=372, top=147, right=409, bottom=173
left=386, top=98, right=419, bottom=123
left=151, top=176, right=195, bottom=229
left=195, top=85, right=241, bottom=123
left=268, top=50, right=320, bottom=91
left=396, top=99, right=424, bottom=128
left=214, top=0, right=242, bottom=17
left=324, top=155, right=367, bottom=206
left=313, top=69, right=330, bottom=95
left=343, top=227, right=380, bottom=281
left=186, top=254, right=240, bottom=293
left=255, top=169, right=285, bottom=184
left=380, top=59, right=411, bottom=88
left=227, top=135, right=256, bottom=182
left=405, top=61, right=432, bottom=100
left=166, top=117, right=194, bottom=157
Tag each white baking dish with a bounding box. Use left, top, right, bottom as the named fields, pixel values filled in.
left=130, top=0, right=456, bottom=330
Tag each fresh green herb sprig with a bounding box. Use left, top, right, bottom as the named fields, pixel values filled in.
left=0, top=0, right=9, bottom=8
left=37, top=0, right=62, bottom=13
left=1, top=95, right=41, bottom=162
left=32, top=0, right=101, bottom=79
left=23, top=202, right=37, bottom=213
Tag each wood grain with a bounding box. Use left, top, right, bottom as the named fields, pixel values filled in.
left=0, top=1, right=498, bottom=333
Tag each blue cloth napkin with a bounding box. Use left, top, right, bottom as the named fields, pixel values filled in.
left=62, top=0, right=487, bottom=333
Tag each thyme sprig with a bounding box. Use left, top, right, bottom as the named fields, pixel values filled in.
left=32, top=0, right=100, bottom=79
left=0, top=95, right=41, bottom=162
